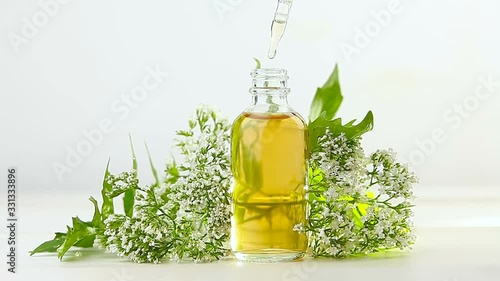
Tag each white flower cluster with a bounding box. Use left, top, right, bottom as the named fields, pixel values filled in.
left=97, top=106, right=232, bottom=263
left=166, top=106, right=232, bottom=261
left=306, top=130, right=418, bottom=258
left=99, top=211, right=173, bottom=264
left=104, top=170, right=139, bottom=198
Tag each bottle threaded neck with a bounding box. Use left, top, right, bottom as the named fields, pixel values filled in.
left=250, top=68, right=289, bottom=92
left=248, top=68, right=291, bottom=112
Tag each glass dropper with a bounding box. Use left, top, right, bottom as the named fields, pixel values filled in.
left=268, top=0, right=293, bottom=59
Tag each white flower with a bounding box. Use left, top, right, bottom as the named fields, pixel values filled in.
left=325, top=187, right=338, bottom=200
left=307, top=130, right=417, bottom=258
left=293, top=223, right=305, bottom=233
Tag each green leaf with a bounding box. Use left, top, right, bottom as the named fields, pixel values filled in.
left=254, top=57, right=261, bottom=69
left=101, top=159, right=114, bottom=221
left=335, top=111, right=374, bottom=138
left=32, top=204, right=100, bottom=258
left=309, top=64, right=343, bottom=123
left=176, top=130, right=193, bottom=137
left=344, top=119, right=357, bottom=127
left=72, top=216, right=91, bottom=231
left=30, top=237, right=66, bottom=256
left=145, top=142, right=160, bottom=187
left=307, top=64, right=374, bottom=150
left=165, top=161, right=179, bottom=184
left=89, top=196, right=103, bottom=228
left=58, top=217, right=96, bottom=260
left=309, top=111, right=374, bottom=151
left=123, top=135, right=137, bottom=218
left=54, top=232, right=67, bottom=240
left=73, top=234, right=96, bottom=248
left=129, top=134, right=138, bottom=171
left=352, top=203, right=369, bottom=229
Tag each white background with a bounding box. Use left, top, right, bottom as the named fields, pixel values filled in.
left=1, top=0, right=500, bottom=193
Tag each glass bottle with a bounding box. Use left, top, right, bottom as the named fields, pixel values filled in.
left=231, top=68, right=308, bottom=262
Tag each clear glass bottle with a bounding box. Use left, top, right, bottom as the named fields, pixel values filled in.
left=231, top=68, right=308, bottom=262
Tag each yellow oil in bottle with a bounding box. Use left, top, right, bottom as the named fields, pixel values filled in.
left=231, top=111, right=308, bottom=262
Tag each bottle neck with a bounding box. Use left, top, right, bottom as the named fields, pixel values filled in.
left=249, top=68, right=291, bottom=113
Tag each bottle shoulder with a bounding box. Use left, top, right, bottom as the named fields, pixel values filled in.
left=233, top=110, right=308, bottom=130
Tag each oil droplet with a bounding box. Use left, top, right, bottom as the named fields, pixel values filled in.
left=268, top=20, right=287, bottom=59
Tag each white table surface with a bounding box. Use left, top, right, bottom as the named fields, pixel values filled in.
left=1, top=186, right=499, bottom=281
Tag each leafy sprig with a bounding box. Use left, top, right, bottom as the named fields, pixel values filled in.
left=32, top=106, right=232, bottom=263
left=308, top=65, right=374, bottom=151
left=30, top=196, right=104, bottom=259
